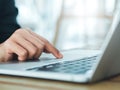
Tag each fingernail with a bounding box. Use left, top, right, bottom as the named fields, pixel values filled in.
left=58, top=52, right=63, bottom=58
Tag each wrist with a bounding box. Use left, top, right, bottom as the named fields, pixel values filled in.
left=0, top=43, right=6, bottom=61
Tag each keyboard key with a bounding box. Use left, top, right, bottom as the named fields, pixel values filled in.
left=27, top=56, right=98, bottom=74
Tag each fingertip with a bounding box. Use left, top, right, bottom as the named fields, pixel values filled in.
left=56, top=52, right=63, bottom=59
left=18, top=57, right=26, bottom=62
left=59, top=52, right=63, bottom=58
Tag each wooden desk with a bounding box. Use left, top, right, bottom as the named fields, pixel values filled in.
left=0, top=75, right=120, bottom=90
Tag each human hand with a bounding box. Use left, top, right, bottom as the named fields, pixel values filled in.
left=0, top=28, right=63, bottom=62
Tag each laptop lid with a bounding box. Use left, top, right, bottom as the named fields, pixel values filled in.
left=91, top=10, right=120, bottom=82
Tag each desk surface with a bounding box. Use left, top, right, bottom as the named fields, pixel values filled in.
left=0, top=75, right=120, bottom=90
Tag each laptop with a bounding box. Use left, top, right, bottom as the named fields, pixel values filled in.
left=0, top=11, right=120, bottom=83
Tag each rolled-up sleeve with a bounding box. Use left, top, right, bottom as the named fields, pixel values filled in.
left=0, top=0, right=20, bottom=43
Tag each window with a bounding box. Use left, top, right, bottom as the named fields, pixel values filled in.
left=15, top=0, right=119, bottom=50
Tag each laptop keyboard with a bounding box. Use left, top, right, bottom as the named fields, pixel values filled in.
left=27, top=56, right=98, bottom=74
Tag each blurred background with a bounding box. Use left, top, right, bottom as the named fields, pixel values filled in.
left=15, top=0, right=120, bottom=50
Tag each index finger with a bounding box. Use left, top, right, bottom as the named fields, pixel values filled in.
left=26, top=30, right=63, bottom=59
left=44, top=41, right=63, bottom=59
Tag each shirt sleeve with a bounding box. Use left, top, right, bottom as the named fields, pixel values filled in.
left=0, top=0, right=20, bottom=43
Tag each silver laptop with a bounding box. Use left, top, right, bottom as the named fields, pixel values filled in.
left=0, top=11, right=120, bottom=83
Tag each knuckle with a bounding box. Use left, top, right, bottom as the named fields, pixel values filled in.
left=14, top=29, right=21, bottom=34
left=44, top=40, right=49, bottom=44
left=20, top=50, right=27, bottom=57
left=11, top=31, right=21, bottom=39
left=39, top=44, right=45, bottom=49
left=41, top=45, right=45, bottom=49
left=31, top=51, right=36, bottom=55
left=30, top=48, right=37, bottom=55
left=42, top=42, right=45, bottom=46
left=14, top=29, right=26, bottom=35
